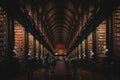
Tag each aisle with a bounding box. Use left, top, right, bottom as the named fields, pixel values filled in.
left=54, top=60, right=67, bottom=75
left=49, top=60, right=74, bottom=80
left=16, top=60, right=111, bottom=80
left=16, top=60, right=75, bottom=80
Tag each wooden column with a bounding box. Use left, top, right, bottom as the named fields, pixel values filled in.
left=78, top=44, right=81, bottom=59
left=38, top=43, right=41, bottom=59
left=106, top=15, right=114, bottom=56
left=6, top=14, right=14, bottom=60
left=23, top=0, right=29, bottom=60
left=92, top=31, right=97, bottom=61
left=24, top=30, right=29, bottom=60
left=75, top=47, right=78, bottom=60
left=77, top=45, right=80, bottom=59
left=80, top=44, right=83, bottom=60
left=41, top=44, right=43, bottom=59
left=85, top=39, right=89, bottom=61
left=33, top=37, right=36, bottom=58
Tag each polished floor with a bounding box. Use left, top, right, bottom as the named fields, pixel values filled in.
left=15, top=60, right=115, bottom=80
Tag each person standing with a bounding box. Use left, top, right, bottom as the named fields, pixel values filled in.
left=44, top=53, right=51, bottom=73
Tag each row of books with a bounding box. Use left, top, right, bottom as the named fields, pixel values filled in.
left=0, top=7, right=6, bottom=58
left=96, top=21, right=106, bottom=54
left=113, top=6, right=120, bottom=56
left=14, top=23, right=25, bottom=54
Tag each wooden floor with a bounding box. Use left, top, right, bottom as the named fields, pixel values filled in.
left=14, top=60, right=114, bottom=80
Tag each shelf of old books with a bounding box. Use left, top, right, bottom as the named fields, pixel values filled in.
left=81, top=40, right=86, bottom=59
left=77, top=44, right=81, bottom=59
left=0, top=7, right=7, bottom=59
left=14, top=21, right=25, bottom=58
left=87, top=33, right=93, bottom=51
left=36, top=40, right=39, bottom=59
left=28, top=32, right=34, bottom=56
left=96, top=20, right=106, bottom=54
left=113, top=6, right=120, bottom=57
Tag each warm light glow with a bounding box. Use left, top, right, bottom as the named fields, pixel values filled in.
left=55, top=42, right=66, bottom=55
left=57, top=49, right=65, bottom=54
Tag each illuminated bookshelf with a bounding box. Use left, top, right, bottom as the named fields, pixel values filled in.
left=96, top=21, right=106, bottom=54
left=14, top=21, right=25, bottom=57
left=82, top=40, right=86, bottom=59
left=28, top=32, right=33, bottom=55
left=113, top=6, right=120, bottom=57
left=88, top=33, right=93, bottom=51
left=35, top=40, right=39, bottom=59
left=0, top=7, right=7, bottom=58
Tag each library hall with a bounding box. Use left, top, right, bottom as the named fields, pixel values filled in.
left=0, top=0, right=120, bottom=80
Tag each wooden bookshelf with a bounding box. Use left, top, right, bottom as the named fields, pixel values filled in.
left=14, top=21, right=25, bottom=57
left=28, top=32, right=33, bottom=55
left=88, top=33, right=93, bottom=51
left=78, top=44, right=81, bottom=59
left=36, top=40, right=39, bottom=59
left=96, top=20, right=106, bottom=54
left=113, top=6, right=120, bottom=57
left=0, top=7, right=7, bottom=59
left=82, top=40, right=86, bottom=59
left=36, top=40, right=39, bottom=52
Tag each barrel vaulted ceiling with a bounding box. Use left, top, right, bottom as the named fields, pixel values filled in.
left=1, top=0, right=118, bottom=55
left=38, top=0, right=97, bottom=53
left=42, top=0, right=77, bottom=54
left=17, top=0, right=105, bottom=55
left=17, top=0, right=82, bottom=54
left=32, top=0, right=96, bottom=54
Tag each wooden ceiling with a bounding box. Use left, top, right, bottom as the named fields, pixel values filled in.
left=1, top=0, right=118, bottom=55
left=24, top=0, right=98, bottom=54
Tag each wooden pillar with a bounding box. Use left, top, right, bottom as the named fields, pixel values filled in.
left=106, top=15, right=114, bottom=56
left=41, top=44, right=43, bottom=58
left=6, top=14, right=14, bottom=60
left=33, top=37, right=36, bottom=58
left=23, top=0, right=29, bottom=60
left=92, top=31, right=97, bottom=61
left=78, top=44, right=81, bottom=59
left=85, top=39, right=89, bottom=61
left=24, top=30, right=29, bottom=60
left=80, top=44, right=83, bottom=60
left=38, top=43, right=41, bottom=59
left=77, top=45, right=79, bottom=59
left=75, top=47, right=78, bottom=60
